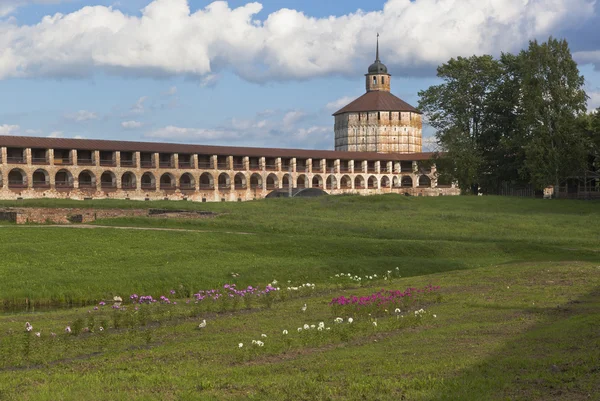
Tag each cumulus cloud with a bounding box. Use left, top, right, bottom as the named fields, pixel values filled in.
left=325, top=96, right=356, bottom=112
left=121, top=120, right=143, bottom=129
left=144, top=108, right=331, bottom=149
left=0, top=0, right=594, bottom=82
left=0, top=0, right=72, bottom=17
left=575, top=50, right=600, bottom=71
left=0, top=123, right=19, bottom=135
left=588, top=89, right=600, bottom=111
left=165, top=86, right=177, bottom=96
left=65, top=110, right=98, bottom=122
left=131, top=96, right=148, bottom=114
left=48, top=130, right=63, bottom=138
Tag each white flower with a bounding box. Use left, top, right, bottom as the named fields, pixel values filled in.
left=317, top=326, right=323, bottom=331
left=272, top=280, right=278, bottom=285
left=25, top=322, right=33, bottom=332
left=261, top=334, right=267, bottom=338
left=239, top=343, right=244, bottom=348
left=348, top=318, right=354, bottom=324
left=65, top=326, right=72, bottom=333
left=303, top=324, right=310, bottom=330
left=433, top=314, right=437, bottom=318
left=199, top=319, right=207, bottom=328
left=113, top=296, right=122, bottom=302
left=334, top=317, right=343, bottom=324
left=373, top=274, right=377, bottom=278
left=373, top=321, right=377, bottom=327
left=326, top=327, right=331, bottom=330
left=35, top=332, right=41, bottom=337
left=99, top=327, right=104, bottom=332
left=252, top=340, right=257, bottom=345
left=318, top=322, right=325, bottom=328
left=301, top=304, right=307, bottom=312
left=297, top=328, right=302, bottom=332
left=335, top=274, right=340, bottom=277
left=282, top=330, right=288, bottom=335
left=395, top=308, right=401, bottom=313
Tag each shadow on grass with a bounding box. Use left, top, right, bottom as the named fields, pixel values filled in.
left=429, top=287, right=600, bottom=401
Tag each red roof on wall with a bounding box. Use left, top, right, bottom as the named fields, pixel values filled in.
left=333, top=91, right=421, bottom=116
left=0, top=135, right=434, bottom=162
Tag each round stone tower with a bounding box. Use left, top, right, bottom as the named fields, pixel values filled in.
left=333, top=35, right=422, bottom=154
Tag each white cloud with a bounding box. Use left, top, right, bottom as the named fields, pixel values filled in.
left=48, top=131, right=63, bottom=138
left=587, top=89, right=600, bottom=111
left=0, top=124, right=19, bottom=135
left=65, top=110, right=98, bottom=122
left=0, top=0, right=594, bottom=82
left=121, top=120, right=143, bottom=129
left=575, top=50, right=600, bottom=70
left=0, top=0, right=73, bottom=17
left=325, top=96, right=355, bottom=112
left=200, top=74, right=219, bottom=87
left=165, top=86, right=177, bottom=96
left=131, top=96, right=148, bottom=114
left=145, top=126, right=240, bottom=142
left=25, top=128, right=42, bottom=135
left=282, top=110, right=306, bottom=128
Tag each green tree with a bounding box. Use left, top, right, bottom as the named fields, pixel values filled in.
left=518, top=37, right=589, bottom=194
left=418, top=55, right=502, bottom=194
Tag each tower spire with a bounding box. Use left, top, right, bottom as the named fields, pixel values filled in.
left=376, top=33, right=380, bottom=62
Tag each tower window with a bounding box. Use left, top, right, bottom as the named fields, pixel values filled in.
left=373, top=76, right=377, bottom=85
left=378, top=112, right=380, bottom=120
left=382, top=77, right=385, bottom=84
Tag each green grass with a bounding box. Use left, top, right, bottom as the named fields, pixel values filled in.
left=0, top=195, right=599, bottom=400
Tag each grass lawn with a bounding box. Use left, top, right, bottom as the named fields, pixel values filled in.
left=0, top=195, right=598, bottom=400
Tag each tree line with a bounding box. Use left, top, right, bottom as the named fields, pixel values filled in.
left=418, top=37, right=600, bottom=196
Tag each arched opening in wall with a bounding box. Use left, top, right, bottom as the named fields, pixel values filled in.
left=381, top=176, right=391, bottom=189
left=418, top=176, right=432, bottom=188
left=179, top=173, right=195, bottom=190
left=354, top=175, right=365, bottom=189
left=32, top=169, right=50, bottom=188
left=326, top=175, right=337, bottom=190
left=340, top=175, right=352, bottom=189
left=200, top=173, right=214, bottom=189
left=368, top=176, right=378, bottom=189
left=78, top=171, right=95, bottom=189
left=401, top=176, right=413, bottom=187
left=312, top=175, right=323, bottom=189
left=218, top=173, right=230, bottom=190
left=392, top=176, right=401, bottom=188
left=234, top=173, right=247, bottom=190
left=121, top=172, right=137, bottom=190
left=141, top=172, right=156, bottom=190
left=250, top=173, right=262, bottom=189
left=8, top=169, right=27, bottom=189
left=101, top=171, right=117, bottom=189
left=282, top=174, right=291, bottom=189
left=160, top=173, right=175, bottom=190
left=55, top=169, right=74, bottom=189
left=297, top=175, right=307, bottom=189
left=266, top=174, right=278, bottom=190
left=0, top=171, right=3, bottom=188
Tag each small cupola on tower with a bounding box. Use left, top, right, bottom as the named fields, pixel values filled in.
left=366, top=34, right=391, bottom=92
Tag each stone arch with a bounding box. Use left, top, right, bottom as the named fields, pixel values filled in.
left=326, top=175, right=337, bottom=190
left=141, top=172, right=156, bottom=190
left=32, top=169, right=50, bottom=188
left=55, top=169, right=74, bottom=188
left=401, top=176, right=413, bottom=187
left=393, top=176, right=401, bottom=188
left=218, top=173, right=230, bottom=190
left=340, top=175, right=352, bottom=189
left=101, top=171, right=117, bottom=189
left=200, top=172, right=214, bottom=189
left=312, top=175, right=323, bottom=188
left=266, top=173, right=278, bottom=190
left=354, top=175, right=365, bottom=189
left=250, top=173, right=262, bottom=189
left=234, top=173, right=247, bottom=189
left=160, top=173, right=176, bottom=190
left=282, top=174, right=291, bottom=189
left=418, top=175, right=432, bottom=188
left=78, top=170, right=96, bottom=188
left=297, top=174, right=308, bottom=189
left=121, top=172, right=137, bottom=189
left=368, top=175, right=378, bottom=189
left=8, top=168, right=27, bottom=188
left=381, top=176, right=391, bottom=189
left=179, top=173, right=195, bottom=190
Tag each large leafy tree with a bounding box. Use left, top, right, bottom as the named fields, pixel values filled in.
left=418, top=55, right=502, bottom=194
left=518, top=38, right=589, bottom=193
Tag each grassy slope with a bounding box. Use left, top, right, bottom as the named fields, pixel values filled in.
left=0, top=196, right=599, bottom=400
left=0, top=195, right=598, bottom=306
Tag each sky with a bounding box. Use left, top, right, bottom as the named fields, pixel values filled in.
left=0, top=0, right=599, bottom=151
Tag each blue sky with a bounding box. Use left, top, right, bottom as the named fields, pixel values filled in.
left=0, top=0, right=599, bottom=151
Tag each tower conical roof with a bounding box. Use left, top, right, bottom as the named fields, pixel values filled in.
left=368, top=34, right=388, bottom=74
